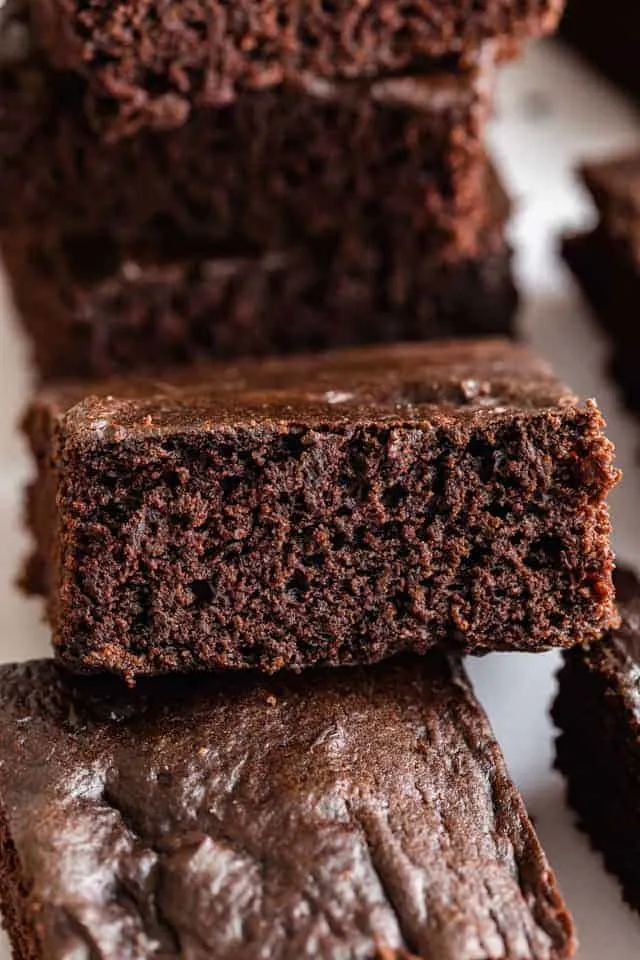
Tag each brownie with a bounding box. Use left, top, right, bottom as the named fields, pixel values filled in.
left=22, top=338, right=618, bottom=680
left=0, top=654, right=576, bottom=959
left=0, top=53, right=492, bottom=253
left=560, top=0, right=640, bottom=104
left=561, top=152, right=640, bottom=410
left=6, top=0, right=565, bottom=139
left=4, top=186, right=516, bottom=381
left=553, top=567, right=640, bottom=913
left=562, top=229, right=640, bottom=410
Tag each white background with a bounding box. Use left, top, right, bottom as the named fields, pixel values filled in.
left=1, top=39, right=640, bottom=958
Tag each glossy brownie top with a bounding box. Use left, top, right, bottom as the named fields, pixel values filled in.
left=0, top=655, right=575, bottom=959
left=30, top=340, right=578, bottom=444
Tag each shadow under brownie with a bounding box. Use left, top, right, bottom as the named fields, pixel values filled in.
left=553, top=567, right=640, bottom=914
left=11, top=0, right=565, bottom=138
left=0, top=654, right=575, bottom=959
left=23, top=339, right=618, bottom=680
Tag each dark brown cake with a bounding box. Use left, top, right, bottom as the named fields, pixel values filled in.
left=553, top=567, right=640, bottom=913
left=0, top=654, right=576, bottom=959
left=22, top=339, right=619, bottom=680
left=4, top=187, right=516, bottom=380
left=560, top=0, right=640, bottom=104
left=562, top=151, right=640, bottom=410
left=8, top=0, right=566, bottom=139
left=0, top=52, right=492, bottom=249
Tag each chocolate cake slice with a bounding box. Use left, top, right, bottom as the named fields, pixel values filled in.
left=22, top=339, right=618, bottom=680
left=6, top=0, right=566, bottom=138
left=553, top=567, right=640, bottom=913
left=0, top=654, right=576, bottom=958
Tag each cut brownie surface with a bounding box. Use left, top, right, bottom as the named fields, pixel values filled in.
left=0, top=53, right=491, bottom=249
left=553, top=567, right=640, bottom=912
left=23, top=339, right=618, bottom=679
left=0, top=655, right=575, bottom=959
left=13, top=0, right=564, bottom=138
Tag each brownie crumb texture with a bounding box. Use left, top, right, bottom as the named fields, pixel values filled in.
left=25, top=0, right=566, bottom=138
left=23, top=339, right=619, bottom=679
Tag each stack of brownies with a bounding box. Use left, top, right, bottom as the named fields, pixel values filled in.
left=0, top=1, right=626, bottom=958
left=0, top=0, right=568, bottom=378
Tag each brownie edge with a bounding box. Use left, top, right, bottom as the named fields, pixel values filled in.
left=0, top=655, right=576, bottom=959
left=561, top=151, right=640, bottom=412
left=553, top=568, right=640, bottom=913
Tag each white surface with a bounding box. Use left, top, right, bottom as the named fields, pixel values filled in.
left=0, top=37, right=640, bottom=958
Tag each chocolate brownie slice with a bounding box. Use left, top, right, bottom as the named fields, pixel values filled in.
left=8, top=0, right=565, bottom=139
left=562, top=152, right=640, bottom=410
left=0, top=54, right=491, bottom=252
left=553, top=567, right=640, bottom=913
left=0, top=654, right=576, bottom=959
left=4, top=181, right=515, bottom=381
left=560, top=0, right=640, bottom=104
left=22, top=339, right=618, bottom=680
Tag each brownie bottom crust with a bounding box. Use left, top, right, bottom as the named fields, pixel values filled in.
left=5, top=227, right=517, bottom=381
left=0, top=655, right=575, bottom=959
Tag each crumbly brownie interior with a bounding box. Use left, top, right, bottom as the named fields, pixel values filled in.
left=0, top=655, right=575, bottom=958
left=553, top=569, right=640, bottom=912
left=24, top=342, right=618, bottom=677
left=0, top=56, right=490, bottom=247
left=24, top=0, right=564, bottom=137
